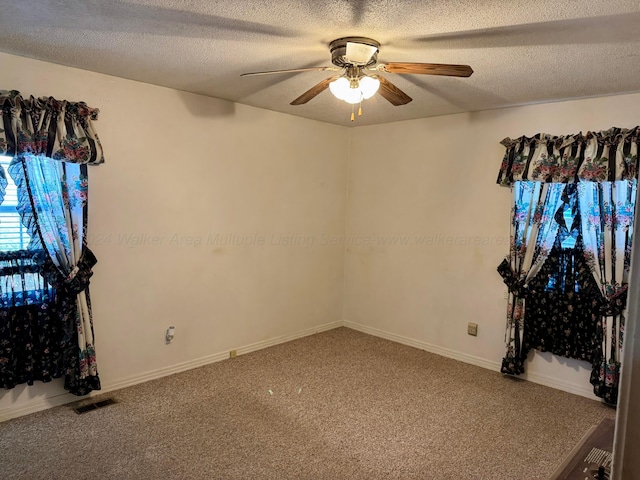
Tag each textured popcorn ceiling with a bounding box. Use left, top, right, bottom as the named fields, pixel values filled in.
left=1, top=0, right=640, bottom=126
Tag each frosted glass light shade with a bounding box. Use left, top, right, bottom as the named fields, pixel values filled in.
left=359, top=76, right=380, bottom=99
left=343, top=87, right=363, bottom=104
left=329, top=77, right=350, bottom=100
left=330, top=75, right=380, bottom=104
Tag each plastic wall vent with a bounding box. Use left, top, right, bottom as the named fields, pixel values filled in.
left=73, top=398, right=117, bottom=414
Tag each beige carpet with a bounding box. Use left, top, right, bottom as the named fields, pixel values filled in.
left=0, top=327, right=615, bottom=479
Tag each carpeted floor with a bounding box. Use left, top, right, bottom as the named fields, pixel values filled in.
left=0, top=327, right=615, bottom=479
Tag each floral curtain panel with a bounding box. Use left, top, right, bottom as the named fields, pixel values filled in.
left=497, top=182, right=566, bottom=374
left=0, top=89, right=103, bottom=396
left=10, top=157, right=99, bottom=395
left=577, top=180, right=637, bottom=404
left=496, top=127, right=640, bottom=186
left=496, top=126, right=639, bottom=404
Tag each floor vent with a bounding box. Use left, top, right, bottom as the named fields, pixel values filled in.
left=73, top=398, right=118, bottom=414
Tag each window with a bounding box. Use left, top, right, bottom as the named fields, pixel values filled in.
left=0, top=155, right=43, bottom=308
left=0, top=155, right=31, bottom=251
left=559, top=201, right=578, bottom=249
left=545, top=183, right=583, bottom=293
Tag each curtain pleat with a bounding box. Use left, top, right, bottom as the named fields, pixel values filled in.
left=0, top=90, right=103, bottom=165
left=497, top=127, right=640, bottom=186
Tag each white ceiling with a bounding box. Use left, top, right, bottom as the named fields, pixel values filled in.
left=1, top=0, right=640, bottom=127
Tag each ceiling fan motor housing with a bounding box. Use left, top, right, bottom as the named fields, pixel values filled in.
left=330, top=37, right=380, bottom=67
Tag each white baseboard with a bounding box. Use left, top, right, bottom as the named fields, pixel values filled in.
left=520, top=370, right=597, bottom=400
left=343, top=320, right=598, bottom=400
left=343, top=320, right=501, bottom=371
left=0, top=320, right=343, bottom=422
left=1, top=318, right=599, bottom=421
left=0, top=390, right=79, bottom=422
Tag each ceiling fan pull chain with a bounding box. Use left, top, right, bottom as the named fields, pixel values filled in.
left=351, top=104, right=355, bottom=122
left=358, top=100, right=363, bottom=117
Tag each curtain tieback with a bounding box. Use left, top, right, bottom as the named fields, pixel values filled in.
left=497, top=259, right=529, bottom=297
left=44, top=248, right=98, bottom=295
left=66, top=265, right=80, bottom=281
left=600, top=284, right=628, bottom=317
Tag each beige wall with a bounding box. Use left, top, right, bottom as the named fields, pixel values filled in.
left=0, top=52, right=348, bottom=416
left=345, top=93, right=640, bottom=399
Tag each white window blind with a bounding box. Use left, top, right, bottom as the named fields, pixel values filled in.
left=0, top=155, right=31, bottom=251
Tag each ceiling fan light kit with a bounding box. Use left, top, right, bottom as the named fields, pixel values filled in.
left=329, top=70, right=380, bottom=104
left=241, top=36, right=473, bottom=121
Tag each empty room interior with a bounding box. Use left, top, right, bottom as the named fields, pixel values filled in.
left=1, top=1, right=640, bottom=479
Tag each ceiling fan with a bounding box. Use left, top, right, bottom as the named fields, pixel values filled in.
left=241, top=36, right=473, bottom=116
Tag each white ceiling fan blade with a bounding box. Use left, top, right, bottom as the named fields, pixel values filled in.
left=345, top=41, right=378, bottom=64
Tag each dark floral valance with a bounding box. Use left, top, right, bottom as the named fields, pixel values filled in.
left=0, top=90, right=104, bottom=165
left=496, top=126, right=640, bottom=186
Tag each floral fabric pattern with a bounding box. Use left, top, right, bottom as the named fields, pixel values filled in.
left=0, top=128, right=6, bottom=156
left=7, top=156, right=100, bottom=395
left=497, top=127, right=640, bottom=186
left=579, top=156, right=609, bottom=182
left=499, top=181, right=566, bottom=375
left=0, top=89, right=103, bottom=396
left=0, top=303, right=67, bottom=389
left=0, top=253, right=99, bottom=394
left=521, top=244, right=603, bottom=365
left=0, top=90, right=103, bottom=176
left=53, top=136, right=92, bottom=163
left=497, top=127, right=638, bottom=403
left=0, top=250, right=63, bottom=389
left=577, top=179, right=637, bottom=404
left=498, top=178, right=636, bottom=404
